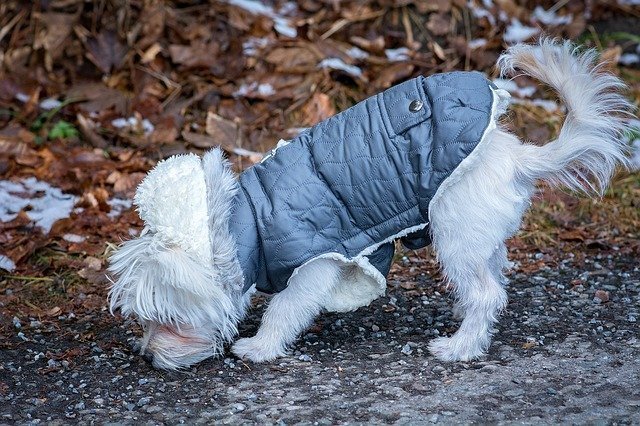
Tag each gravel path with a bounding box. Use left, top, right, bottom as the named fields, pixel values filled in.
left=2, top=251, right=639, bottom=424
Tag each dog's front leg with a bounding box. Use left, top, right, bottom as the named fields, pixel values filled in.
left=232, top=258, right=342, bottom=363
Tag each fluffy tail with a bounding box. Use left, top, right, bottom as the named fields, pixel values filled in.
left=498, top=39, right=633, bottom=195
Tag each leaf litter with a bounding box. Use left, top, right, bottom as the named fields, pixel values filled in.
left=0, top=0, right=638, bottom=328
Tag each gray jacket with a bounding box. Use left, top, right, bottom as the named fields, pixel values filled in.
left=229, top=71, right=495, bottom=294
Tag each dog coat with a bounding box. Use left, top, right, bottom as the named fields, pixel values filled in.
left=228, top=71, right=504, bottom=309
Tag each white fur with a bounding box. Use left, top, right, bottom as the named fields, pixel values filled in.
left=108, top=148, right=248, bottom=369
left=108, top=40, right=633, bottom=369
left=232, top=258, right=342, bottom=362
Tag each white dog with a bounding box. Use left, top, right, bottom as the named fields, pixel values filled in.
left=108, top=40, right=632, bottom=370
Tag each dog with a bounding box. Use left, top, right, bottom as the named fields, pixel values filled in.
left=108, top=40, right=632, bottom=370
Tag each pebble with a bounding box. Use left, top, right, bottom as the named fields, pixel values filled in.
left=137, top=397, right=152, bottom=407
left=401, top=344, right=413, bottom=355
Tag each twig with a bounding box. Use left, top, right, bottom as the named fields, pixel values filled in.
left=4, top=275, right=54, bottom=282
left=0, top=8, right=26, bottom=44
left=320, top=10, right=386, bottom=40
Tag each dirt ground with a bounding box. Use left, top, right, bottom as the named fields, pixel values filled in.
left=1, top=247, right=639, bottom=424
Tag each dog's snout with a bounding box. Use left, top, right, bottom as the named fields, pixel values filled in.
left=141, top=351, right=154, bottom=365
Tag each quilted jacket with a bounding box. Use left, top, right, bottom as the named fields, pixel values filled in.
left=229, top=71, right=495, bottom=294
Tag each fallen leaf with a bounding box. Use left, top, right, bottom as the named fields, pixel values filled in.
left=300, top=92, right=336, bottom=126
left=33, top=12, right=77, bottom=61
left=426, top=13, right=451, bottom=36
left=68, top=83, right=128, bottom=115
left=206, top=112, right=238, bottom=145
left=46, top=307, right=61, bottom=317
left=350, top=36, right=385, bottom=54
left=372, top=63, right=415, bottom=89
left=137, top=3, right=166, bottom=50
left=169, top=42, right=219, bottom=68
left=265, top=46, right=318, bottom=70
left=182, top=131, right=218, bottom=149
left=84, top=30, right=128, bottom=74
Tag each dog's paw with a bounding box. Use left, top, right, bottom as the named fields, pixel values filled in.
left=231, top=337, right=287, bottom=363
left=428, top=336, right=486, bottom=362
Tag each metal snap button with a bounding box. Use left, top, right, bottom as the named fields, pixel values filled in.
left=409, top=99, right=423, bottom=112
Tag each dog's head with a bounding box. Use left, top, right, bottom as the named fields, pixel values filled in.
left=108, top=149, right=247, bottom=369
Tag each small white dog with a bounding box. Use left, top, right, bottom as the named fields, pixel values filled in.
left=108, top=40, right=632, bottom=370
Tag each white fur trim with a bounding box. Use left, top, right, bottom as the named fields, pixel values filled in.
left=287, top=252, right=386, bottom=313
left=286, top=223, right=433, bottom=312
left=358, top=222, right=429, bottom=257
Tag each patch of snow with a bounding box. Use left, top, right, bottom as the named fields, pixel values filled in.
left=257, top=84, right=276, bottom=96
left=242, top=37, right=270, bottom=56
left=530, top=99, right=560, bottom=112
left=63, top=233, right=86, bottom=243
left=318, top=58, right=363, bottom=77
left=468, top=1, right=495, bottom=25
left=0, top=254, right=15, bottom=272
left=111, top=116, right=154, bottom=135
left=504, top=19, right=539, bottom=44
left=532, top=6, right=572, bottom=25
left=234, top=82, right=276, bottom=98
left=385, top=47, right=410, bottom=62
left=346, top=46, right=369, bottom=60
left=107, top=197, right=133, bottom=219
left=468, top=38, right=487, bottom=49
left=492, top=78, right=536, bottom=98
left=227, top=0, right=297, bottom=38
left=619, top=53, right=640, bottom=66
left=15, top=92, right=29, bottom=103
left=0, top=178, right=77, bottom=233
left=39, top=98, right=63, bottom=110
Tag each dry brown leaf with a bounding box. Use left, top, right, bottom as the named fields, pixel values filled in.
left=33, top=12, right=77, bottom=63
left=68, top=83, right=128, bottom=115
left=169, top=42, right=219, bottom=68
left=206, top=112, right=239, bottom=145
left=350, top=36, right=385, bottom=54
left=426, top=13, right=451, bottom=36
left=265, top=46, right=318, bottom=70
left=137, top=3, right=166, bottom=50
left=301, top=92, right=336, bottom=126
left=150, top=116, right=179, bottom=145
left=373, top=63, right=415, bottom=90
left=76, top=114, right=107, bottom=149
left=182, top=131, right=218, bottom=149
left=84, top=30, right=128, bottom=74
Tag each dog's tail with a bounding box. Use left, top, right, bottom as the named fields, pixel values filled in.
left=498, top=39, right=633, bottom=195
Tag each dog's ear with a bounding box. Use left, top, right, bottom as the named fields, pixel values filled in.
left=201, top=148, right=244, bottom=292
left=108, top=149, right=243, bottom=338
left=108, top=234, right=238, bottom=332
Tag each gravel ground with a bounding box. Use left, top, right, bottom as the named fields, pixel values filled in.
left=1, top=250, right=639, bottom=425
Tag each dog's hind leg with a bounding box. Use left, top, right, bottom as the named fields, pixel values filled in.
left=427, top=130, right=533, bottom=362
left=428, top=253, right=507, bottom=361
left=232, top=258, right=342, bottom=362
